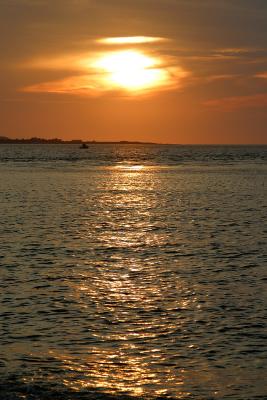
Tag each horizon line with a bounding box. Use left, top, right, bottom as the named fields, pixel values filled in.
left=0, top=136, right=267, bottom=146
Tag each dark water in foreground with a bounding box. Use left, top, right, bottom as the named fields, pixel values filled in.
left=0, top=145, right=267, bottom=399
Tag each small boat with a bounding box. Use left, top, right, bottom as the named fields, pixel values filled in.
left=80, top=142, right=88, bottom=149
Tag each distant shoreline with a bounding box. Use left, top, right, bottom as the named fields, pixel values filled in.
left=0, top=137, right=266, bottom=146
left=0, top=136, right=158, bottom=145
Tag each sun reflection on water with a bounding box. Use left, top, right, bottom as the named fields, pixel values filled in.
left=113, top=164, right=146, bottom=171
left=58, top=164, right=199, bottom=398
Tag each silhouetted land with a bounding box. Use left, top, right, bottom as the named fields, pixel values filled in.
left=0, top=136, right=157, bottom=145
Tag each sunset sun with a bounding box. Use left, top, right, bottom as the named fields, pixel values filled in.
left=93, top=50, right=169, bottom=91
left=23, top=37, right=189, bottom=96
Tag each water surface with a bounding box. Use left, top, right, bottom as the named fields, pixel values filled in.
left=0, top=145, right=266, bottom=399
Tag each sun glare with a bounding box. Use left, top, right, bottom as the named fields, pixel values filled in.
left=97, top=36, right=166, bottom=45
left=24, top=38, right=189, bottom=96
left=93, top=50, right=168, bottom=91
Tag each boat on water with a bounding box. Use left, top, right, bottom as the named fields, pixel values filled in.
left=80, top=142, right=88, bottom=149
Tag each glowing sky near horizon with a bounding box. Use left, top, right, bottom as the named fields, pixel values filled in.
left=0, top=0, right=266, bottom=143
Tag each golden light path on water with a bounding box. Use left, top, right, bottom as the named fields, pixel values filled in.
left=46, top=164, right=209, bottom=399
left=1, top=148, right=266, bottom=400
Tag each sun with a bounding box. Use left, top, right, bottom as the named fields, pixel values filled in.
left=24, top=39, right=189, bottom=96
left=93, top=50, right=169, bottom=92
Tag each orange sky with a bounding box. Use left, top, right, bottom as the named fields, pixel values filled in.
left=0, top=0, right=267, bottom=143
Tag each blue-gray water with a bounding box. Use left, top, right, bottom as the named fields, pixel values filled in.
left=0, top=144, right=267, bottom=400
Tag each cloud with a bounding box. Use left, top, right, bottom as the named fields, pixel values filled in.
left=22, top=67, right=189, bottom=97
left=96, top=36, right=168, bottom=45
left=255, top=72, right=267, bottom=79
left=22, top=74, right=105, bottom=96
left=20, top=37, right=190, bottom=97
left=204, top=74, right=239, bottom=82
left=204, top=93, right=267, bottom=111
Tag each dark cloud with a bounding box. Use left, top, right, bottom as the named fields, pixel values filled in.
left=1, top=0, right=267, bottom=59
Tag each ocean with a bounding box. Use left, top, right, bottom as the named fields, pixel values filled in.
left=0, top=144, right=266, bottom=400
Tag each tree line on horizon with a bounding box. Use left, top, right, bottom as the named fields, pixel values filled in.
left=0, top=136, right=156, bottom=144
left=0, top=136, right=81, bottom=144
